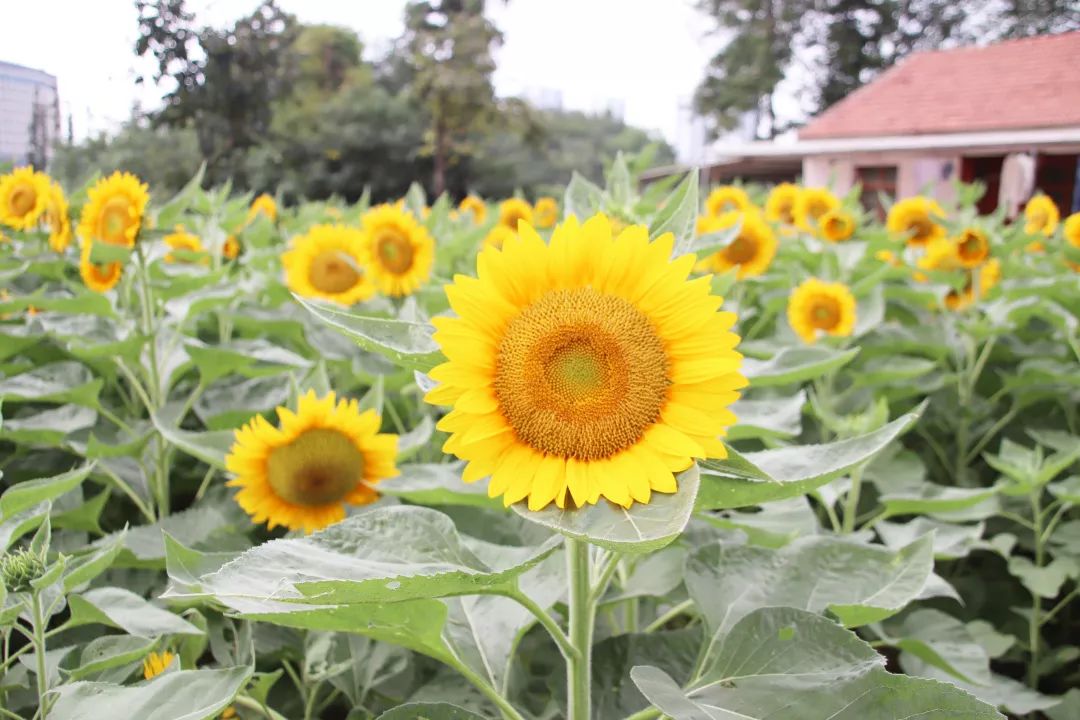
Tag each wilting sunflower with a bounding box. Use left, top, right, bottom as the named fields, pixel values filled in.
left=705, top=185, right=751, bottom=217
left=143, top=651, right=175, bottom=680
left=695, top=210, right=777, bottom=279
left=764, top=182, right=799, bottom=225
left=498, top=198, right=534, bottom=230
left=1023, top=194, right=1059, bottom=236
left=359, top=204, right=435, bottom=297
left=818, top=209, right=855, bottom=242
left=459, top=195, right=487, bottom=225
left=534, top=196, right=558, bottom=228
left=425, top=214, right=746, bottom=511
left=954, top=227, right=990, bottom=268
left=44, top=181, right=72, bottom=252
left=164, top=226, right=208, bottom=264
left=79, top=241, right=123, bottom=293
left=248, top=193, right=278, bottom=223
left=484, top=224, right=516, bottom=249
left=78, top=171, right=149, bottom=248
left=887, top=196, right=946, bottom=247
left=794, top=187, right=840, bottom=234
left=788, top=278, right=857, bottom=344
left=0, top=167, right=50, bottom=230
left=283, top=224, right=374, bottom=305
left=225, top=390, right=399, bottom=533
left=223, top=234, right=241, bottom=260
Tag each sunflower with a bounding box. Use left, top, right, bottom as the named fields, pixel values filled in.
left=359, top=204, right=435, bottom=297
left=484, top=224, right=517, bottom=249
left=425, top=214, right=746, bottom=511
left=0, top=167, right=50, bottom=230
left=164, top=226, right=208, bottom=264
left=225, top=390, right=399, bottom=533
left=248, top=193, right=278, bottom=223
left=787, top=278, right=857, bottom=344
left=1065, top=213, right=1080, bottom=271
left=283, top=224, right=374, bottom=305
left=954, top=227, right=990, bottom=268
left=223, top=234, right=241, bottom=260
left=918, top=238, right=963, bottom=272
left=78, top=171, right=150, bottom=248
left=887, top=196, right=946, bottom=247
left=943, top=258, right=1002, bottom=311
left=79, top=241, right=123, bottom=293
left=818, top=209, right=855, bottom=242
left=459, top=195, right=487, bottom=225
left=143, top=651, right=175, bottom=680
left=764, top=183, right=799, bottom=225
left=498, top=197, right=534, bottom=231
left=875, top=249, right=902, bottom=267
left=1023, top=194, right=1058, bottom=236
left=695, top=210, right=777, bottom=279
left=794, top=187, right=840, bottom=234
left=705, top=185, right=750, bottom=217
left=534, top=196, right=559, bottom=228
left=44, top=181, right=72, bottom=252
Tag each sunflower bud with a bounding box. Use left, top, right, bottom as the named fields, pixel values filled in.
left=0, top=548, right=47, bottom=592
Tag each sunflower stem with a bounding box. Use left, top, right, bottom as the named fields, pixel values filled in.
left=842, top=466, right=864, bottom=534
left=503, top=590, right=578, bottom=662
left=29, top=592, right=50, bottom=720
left=565, top=538, right=593, bottom=720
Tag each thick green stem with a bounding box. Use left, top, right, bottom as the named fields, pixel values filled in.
left=448, top=657, right=527, bottom=720
left=624, top=709, right=662, bottom=720
left=504, top=590, right=578, bottom=663
left=644, top=598, right=695, bottom=633
left=842, top=467, right=864, bottom=534
left=566, top=538, right=593, bottom=720
left=30, top=593, right=49, bottom=720
left=1028, top=492, right=1044, bottom=689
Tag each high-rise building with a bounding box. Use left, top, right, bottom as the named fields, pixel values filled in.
left=0, top=61, right=60, bottom=167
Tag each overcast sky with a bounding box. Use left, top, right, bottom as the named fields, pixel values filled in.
left=0, top=0, right=733, bottom=149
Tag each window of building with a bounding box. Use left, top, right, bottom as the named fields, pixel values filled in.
left=855, top=166, right=897, bottom=220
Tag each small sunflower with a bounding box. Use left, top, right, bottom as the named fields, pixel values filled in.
left=44, top=181, right=72, bottom=252
left=459, top=195, right=487, bottom=225
left=0, top=167, right=50, bottom=230
left=143, top=651, right=175, bottom=680
left=875, top=249, right=902, bottom=267
left=705, top=185, right=751, bottom=217
left=360, top=204, right=435, bottom=297
left=695, top=210, right=777, bottom=279
left=1023, top=194, right=1058, bottom=236
left=1065, top=213, right=1080, bottom=271
left=79, top=241, right=123, bottom=293
left=248, top=193, right=278, bottom=223
left=223, top=234, right=241, bottom=260
left=425, top=214, right=746, bottom=511
left=484, top=224, right=517, bottom=249
left=818, top=209, right=856, bottom=242
left=954, top=227, right=990, bottom=268
left=918, top=238, right=963, bottom=272
left=78, top=171, right=150, bottom=248
left=225, top=390, right=399, bottom=533
left=164, top=226, right=208, bottom=264
left=887, top=196, right=946, bottom=247
left=498, top=198, right=534, bottom=230
left=534, top=196, right=558, bottom=228
left=764, top=182, right=799, bottom=225
left=794, top=187, right=840, bottom=234
left=283, top=224, right=374, bottom=306
left=787, top=278, right=857, bottom=344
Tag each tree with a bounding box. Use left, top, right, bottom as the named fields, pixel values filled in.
left=26, top=90, right=51, bottom=169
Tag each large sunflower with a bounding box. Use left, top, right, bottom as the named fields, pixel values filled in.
left=44, top=181, right=72, bottom=252
left=887, top=196, right=946, bottom=247
left=226, top=390, right=399, bottom=533
left=425, top=214, right=746, bottom=511
left=498, top=198, right=534, bottom=230
left=534, top=196, right=559, bottom=228
left=0, top=167, right=50, bottom=230
left=78, top=171, right=150, bottom=247
left=248, top=193, right=278, bottom=223
left=164, top=226, right=208, bottom=264
left=818, top=209, right=855, bottom=242
left=787, top=278, right=857, bottom=344
left=764, top=182, right=799, bottom=225
left=794, top=187, right=840, bottom=234
left=459, top=195, right=487, bottom=225
left=695, top=210, right=777, bottom=279
left=360, top=204, right=435, bottom=297
left=79, top=240, right=124, bottom=293
left=283, top=224, right=374, bottom=305
left=1023, top=194, right=1059, bottom=236
left=954, top=227, right=990, bottom=268
left=705, top=185, right=751, bottom=217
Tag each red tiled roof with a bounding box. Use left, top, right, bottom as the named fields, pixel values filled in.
left=799, top=31, right=1080, bottom=140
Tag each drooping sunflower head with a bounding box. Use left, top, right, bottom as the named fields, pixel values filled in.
left=484, top=224, right=517, bottom=249
left=818, top=209, right=856, bottom=242
left=143, top=651, right=175, bottom=680
left=1023, top=194, right=1059, bottom=236
left=886, top=196, right=947, bottom=247
left=78, top=171, right=150, bottom=248
left=164, top=226, right=208, bottom=264
left=0, top=167, right=50, bottom=231
left=248, top=193, right=278, bottom=223
left=283, top=224, right=374, bottom=306
left=764, top=182, right=799, bottom=225
left=794, top=187, right=840, bottom=233
left=459, top=195, right=487, bottom=225
left=954, top=227, right=990, bottom=268
left=705, top=185, right=751, bottom=217
left=44, top=181, right=72, bottom=252
left=223, top=234, right=241, bottom=260
left=695, top=210, right=778, bottom=279
left=533, top=196, right=559, bottom=228
left=359, top=204, right=435, bottom=297
left=787, top=278, right=857, bottom=344
left=425, top=214, right=746, bottom=511
left=79, top=240, right=124, bottom=293
left=498, top=198, right=534, bottom=230
left=225, top=390, right=399, bottom=533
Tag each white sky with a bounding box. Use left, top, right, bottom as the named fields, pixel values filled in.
left=1, top=0, right=734, bottom=148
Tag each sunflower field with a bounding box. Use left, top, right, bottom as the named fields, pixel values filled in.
left=0, top=155, right=1079, bottom=720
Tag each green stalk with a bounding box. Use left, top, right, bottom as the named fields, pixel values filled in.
left=565, top=538, right=593, bottom=720
left=30, top=592, right=49, bottom=720
left=842, top=466, right=864, bottom=534
left=1028, top=491, right=1044, bottom=689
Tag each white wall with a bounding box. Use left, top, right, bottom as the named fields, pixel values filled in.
left=803, top=152, right=962, bottom=203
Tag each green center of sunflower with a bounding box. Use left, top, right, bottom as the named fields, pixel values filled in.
left=100, top=196, right=133, bottom=245
left=10, top=184, right=36, bottom=217
left=493, top=287, right=670, bottom=461
left=376, top=230, right=414, bottom=274
left=725, top=234, right=757, bottom=264
left=810, top=297, right=841, bottom=330
left=309, top=250, right=361, bottom=294
left=266, top=428, right=364, bottom=506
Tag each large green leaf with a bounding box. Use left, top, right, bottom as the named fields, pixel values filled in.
left=377, top=704, right=491, bottom=720
left=563, top=171, right=606, bottom=219
left=151, top=411, right=234, bottom=470
left=0, top=361, right=102, bottom=407
left=67, top=635, right=160, bottom=680
left=880, top=484, right=1000, bottom=516
left=727, top=391, right=805, bottom=440
left=68, top=586, right=204, bottom=637
left=0, top=464, right=94, bottom=518
left=379, top=463, right=501, bottom=509
left=0, top=404, right=97, bottom=445
left=883, top=609, right=992, bottom=686
left=185, top=338, right=311, bottom=383
left=742, top=346, right=859, bottom=387
left=650, top=171, right=698, bottom=253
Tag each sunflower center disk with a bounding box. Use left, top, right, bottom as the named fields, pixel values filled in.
left=266, top=428, right=364, bottom=506
left=10, top=185, right=36, bottom=216
left=908, top=217, right=934, bottom=242
left=494, top=287, right=670, bottom=461
left=309, top=250, right=361, bottom=293
left=376, top=230, right=414, bottom=274
left=100, top=197, right=133, bottom=244
left=725, top=235, right=757, bottom=264
left=959, top=234, right=983, bottom=259
left=811, top=297, right=842, bottom=330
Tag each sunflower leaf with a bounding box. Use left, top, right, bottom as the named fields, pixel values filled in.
left=650, top=171, right=699, bottom=255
